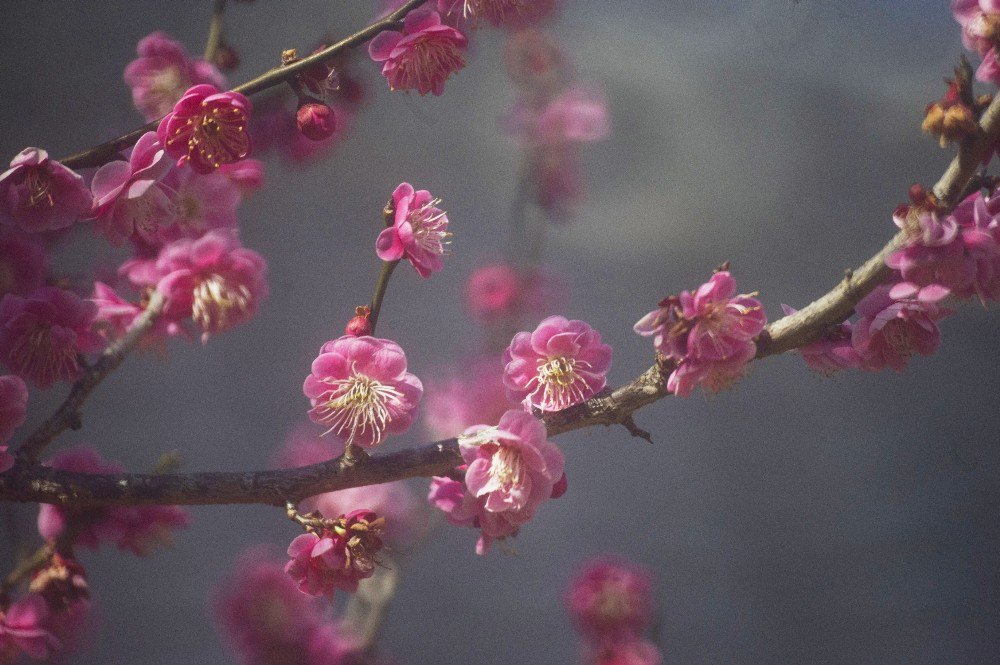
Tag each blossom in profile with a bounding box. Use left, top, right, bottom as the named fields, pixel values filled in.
left=567, top=557, right=655, bottom=642
left=303, top=336, right=423, bottom=448
left=157, top=84, right=252, bottom=174
left=285, top=510, right=387, bottom=596
left=0, top=229, right=48, bottom=299
left=0, top=148, right=94, bottom=233
left=89, top=131, right=175, bottom=245
left=0, top=593, right=59, bottom=661
left=780, top=305, right=860, bottom=376
left=634, top=271, right=766, bottom=397
left=0, top=287, right=103, bottom=388
left=852, top=285, right=948, bottom=372
left=0, top=374, right=28, bottom=443
left=124, top=31, right=226, bottom=120
left=368, top=10, right=468, bottom=96
left=376, top=182, right=451, bottom=278
left=503, top=316, right=611, bottom=412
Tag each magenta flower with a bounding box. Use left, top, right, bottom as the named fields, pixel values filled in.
left=156, top=168, right=241, bottom=242
left=376, top=182, right=451, bottom=278
left=567, top=557, right=655, bottom=643
left=157, top=84, right=252, bottom=174
left=89, top=132, right=175, bottom=245
left=463, top=263, right=562, bottom=325
left=852, top=284, right=948, bottom=372
left=124, top=31, right=227, bottom=121
left=780, top=305, right=861, bottom=376
left=0, top=148, right=94, bottom=233
left=507, top=86, right=611, bottom=147
left=635, top=271, right=766, bottom=397
left=503, top=315, right=611, bottom=412
left=0, top=594, right=60, bottom=661
left=285, top=510, right=386, bottom=596
left=218, top=158, right=265, bottom=197
left=0, top=374, right=28, bottom=444
left=303, top=335, right=423, bottom=448
left=953, top=0, right=1000, bottom=82
left=0, top=287, right=103, bottom=388
left=126, top=231, right=268, bottom=341
left=942, top=192, right=1000, bottom=302
left=423, top=355, right=513, bottom=440
left=0, top=229, right=47, bottom=299
left=296, top=102, right=337, bottom=141
left=251, top=104, right=355, bottom=166
left=368, top=9, right=468, bottom=96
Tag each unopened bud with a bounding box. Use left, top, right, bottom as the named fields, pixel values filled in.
left=296, top=101, right=337, bottom=141
left=345, top=305, right=373, bottom=337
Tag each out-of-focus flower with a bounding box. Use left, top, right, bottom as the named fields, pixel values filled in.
left=29, top=553, right=89, bottom=611
left=156, top=168, right=241, bottom=242
left=0, top=594, right=59, bottom=661
left=376, top=182, right=451, bottom=278
left=0, top=148, right=94, bottom=233
left=124, top=31, right=227, bottom=120
left=852, top=284, right=948, bottom=372
left=423, top=355, right=512, bottom=440
left=503, top=315, right=611, bottom=412
left=586, top=639, right=663, bottom=665
left=157, top=84, right=252, bottom=174
left=218, top=159, right=265, bottom=197
left=464, top=263, right=559, bottom=325
left=304, top=336, right=423, bottom=448
left=567, top=557, right=655, bottom=642
left=0, top=374, right=28, bottom=443
left=504, top=29, right=567, bottom=92
left=0, top=229, right=48, bottom=299
left=0, top=287, right=103, bottom=388
left=780, top=305, right=861, bottom=376
left=368, top=10, right=468, bottom=96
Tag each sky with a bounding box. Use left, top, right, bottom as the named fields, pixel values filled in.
left=3, top=1, right=1000, bottom=663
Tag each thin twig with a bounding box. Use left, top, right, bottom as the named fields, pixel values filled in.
left=368, top=260, right=400, bottom=334
left=203, top=0, right=227, bottom=63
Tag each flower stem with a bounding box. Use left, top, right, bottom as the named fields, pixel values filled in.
left=368, top=260, right=400, bottom=335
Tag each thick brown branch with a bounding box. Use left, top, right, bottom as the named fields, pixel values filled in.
left=58, top=0, right=426, bottom=169
left=15, top=291, right=166, bottom=464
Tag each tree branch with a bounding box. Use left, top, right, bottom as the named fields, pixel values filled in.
left=57, top=0, right=426, bottom=170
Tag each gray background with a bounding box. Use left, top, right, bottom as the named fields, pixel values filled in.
left=4, top=0, right=1000, bottom=662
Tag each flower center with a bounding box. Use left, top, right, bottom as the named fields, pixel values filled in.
left=490, top=445, right=525, bottom=489
left=533, top=355, right=589, bottom=411
left=191, top=273, right=251, bottom=333
left=25, top=167, right=54, bottom=208
left=316, top=373, right=403, bottom=445
left=882, top=319, right=915, bottom=357
left=401, top=38, right=466, bottom=92
left=8, top=323, right=79, bottom=384
left=333, top=514, right=386, bottom=574
left=408, top=198, right=451, bottom=255
left=149, top=67, right=185, bottom=107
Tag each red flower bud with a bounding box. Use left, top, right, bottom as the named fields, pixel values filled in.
left=345, top=305, right=372, bottom=337
left=296, top=102, right=336, bottom=141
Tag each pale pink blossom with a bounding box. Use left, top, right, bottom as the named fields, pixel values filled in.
left=218, top=159, right=265, bottom=196
left=0, top=229, right=48, bottom=299
left=303, top=336, right=423, bottom=448
left=285, top=510, right=386, bottom=596
left=376, top=183, right=451, bottom=278
left=0, top=287, right=103, bottom=388
left=504, top=29, right=567, bottom=92
left=423, top=355, right=513, bottom=440
left=567, top=557, right=655, bottom=642
left=503, top=315, right=611, bottom=412
left=507, top=87, right=611, bottom=147
left=0, top=374, right=28, bottom=443
left=368, top=10, right=468, bottom=96
left=156, top=168, right=241, bottom=242
left=0, top=594, right=59, bottom=662
left=157, top=84, right=252, bottom=174
left=464, top=264, right=558, bottom=325
left=952, top=1, right=1000, bottom=82
left=124, top=31, right=227, bottom=120
left=0, top=148, right=94, bottom=233
left=852, top=284, right=948, bottom=372
left=942, top=192, right=1000, bottom=302
left=427, top=475, right=519, bottom=555
left=780, top=305, right=861, bottom=376
left=89, top=132, right=175, bottom=245
left=634, top=271, right=766, bottom=397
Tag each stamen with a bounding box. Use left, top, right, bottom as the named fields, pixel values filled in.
left=529, top=355, right=591, bottom=411
left=191, top=273, right=252, bottom=332
left=314, top=373, right=404, bottom=445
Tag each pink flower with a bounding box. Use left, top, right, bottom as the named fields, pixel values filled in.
left=503, top=315, right=611, bottom=412
left=439, top=0, right=559, bottom=27
left=0, top=229, right=48, bottom=299
left=0, top=287, right=103, bottom=388
left=251, top=104, right=355, bottom=167
left=507, top=87, right=611, bottom=147
left=634, top=271, right=766, bottom=397
left=952, top=1, right=1000, bottom=82
left=942, top=192, right=1000, bottom=302
left=285, top=510, right=387, bottom=596
left=28, top=552, right=89, bottom=611
left=852, top=284, right=948, bottom=372
left=368, top=10, right=468, bottom=96
left=303, top=336, right=423, bottom=448
left=434, top=409, right=565, bottom=554
left=376, top=183, right=451, bottom=278
left=124, top=31, right=227, bottom=121
left=504, top=29, right=567, bottom=92
left=423, top=355, right=513, bottom=440
left=218, top=159, right=265, bottom=197
left=0, top=594, right=60, bottom=661
left=125, top=231, right=268, bottom=340
left=37, top=447, right=189, bottom=554
left=780, top=305, right=861, bottom=376
left=155, top=167, right=242, bottom=242
left=0, top=148, right=94, bottom=233
left=463, top=264, right=559, bottom=325
left=157, top=84, right=252, bottom=174
left=297, top=102, right=338, bottom=141
left=0, top=374, right=28, bottom=444
left=587, top=640, right=663, bottom=665
left=567, top=557, right=655, bottom=643
left=89, top=132, right=175, bottom=245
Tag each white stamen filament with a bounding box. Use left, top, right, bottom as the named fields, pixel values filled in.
left=315, top=373, right=403, bottom=446
left=191, top=274, right=252, bottom=333
left=527, top=355, right=592, bottom=411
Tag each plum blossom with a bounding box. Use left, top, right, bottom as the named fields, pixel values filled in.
left=634, top=271, right=766, bottom=397
left=567, top=557, right=655, bottom=642
left=297, top=102, right=337, bottom=141
left=953, top=1, right=1000, bottom=83
left=368, top=10, right=468, bottom=96
left=0, top=148, right=94, bottom=233
left=376, top=183, right=451, bottom=278
left=464, top=263, right=558, bottom=325
left=123, top=231, right=268, bottom=340
left=157, top=84, right=252, bottom=174
left=0, top=594, right=59, bottom=662
left=439, top=0, right=559, bottom=27
left=431, top=409, right=565, bottom=554
left=504, top=29, right=567, bottom=93
left=780, top=305, right=861, bottom=376
left=0, top=287, right=103, bottom=388
left=218, top=159, right=265, bottom=197
left=89, top=131, right=175, bottom=245
left=852, top=285, right=948, bottom=372
left=303, top=336, right=423, bottom=448
left=586, top=640, right=663, bottom=665
left=285, top=510, right=387, bottom=596
left=29, top=553, right=89, bottom=611
left=423, top=355, right=513, bottom=440
left=503, top=315, right=611, bottom=412
left=156, top=167, right=242, bottom=242
left=124, top=31, right=226, bottom=120
left=0, top=374, right=28, bottom=444
left=0, top=229, right=47, bottom=299
left=38, top=447, right=189, bottom=554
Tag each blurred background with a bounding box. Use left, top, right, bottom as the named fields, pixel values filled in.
left=4, top=0, right=1000, bottom=662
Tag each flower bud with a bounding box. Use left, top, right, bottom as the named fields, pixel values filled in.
left=296, top=102, right=337, bottom=141
left=344, top=306, right=372, bottom=337
left=29, top=552, right=89, bottom=610
left=214, top=44, right=240, bottom=71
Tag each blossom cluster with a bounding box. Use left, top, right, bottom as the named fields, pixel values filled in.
left=953, top=1, right=1000, bottom=85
